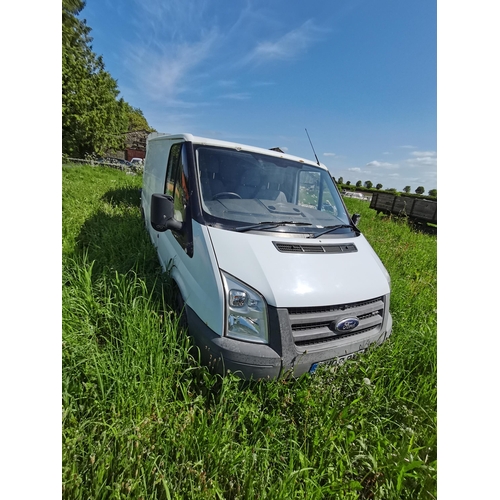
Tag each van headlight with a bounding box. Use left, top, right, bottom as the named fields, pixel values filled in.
left=221, top=271, right=269, bottom=344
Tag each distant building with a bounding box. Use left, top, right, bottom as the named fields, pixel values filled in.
left=105, top=129, right=149, bottom=161
left=124, top=129, right=148, bottom=161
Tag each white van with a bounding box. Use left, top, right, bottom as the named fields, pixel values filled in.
left=141, top=133, right=392, bottom=378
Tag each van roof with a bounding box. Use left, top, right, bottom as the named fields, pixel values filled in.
left=147, top=132, right=328, bottom=171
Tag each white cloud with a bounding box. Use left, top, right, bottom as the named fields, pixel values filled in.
left=323, top=152, right=336, bottom=157
left=366, top=160, right=398, bottom=169
left=245, top=20, right=325, bottom=63
left=133, top=0, right=210, bottom=40
left=123, top=2, right=327, bottom=118
left=126, top=29, right=219, bottom=103
left=406, top=156, right=437, bottom=168
left=411, top=151, right=436, bottom=157
left=415, top=157, right=437, bottom=166
left=348, top=167, right=361, bottom=172
left=399, top=145, right=418, bottom=149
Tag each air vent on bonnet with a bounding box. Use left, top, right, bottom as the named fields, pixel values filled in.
left=273, top=242, right=357, bottom=254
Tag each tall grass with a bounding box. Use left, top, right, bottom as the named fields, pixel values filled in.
left=62, top=166, right=437, bottom=499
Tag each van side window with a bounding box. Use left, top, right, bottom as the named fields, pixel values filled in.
left=173, top=145, right=189, bottom=223
left=164, top=143, right=191, bottom=252
left=164, top=143, right=180, bottom=197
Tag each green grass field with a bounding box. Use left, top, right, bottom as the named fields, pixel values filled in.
left=62, top=165, right=437, bottom=499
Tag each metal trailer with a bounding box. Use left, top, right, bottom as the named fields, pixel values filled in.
left=369, top=192, right=437, bottom=225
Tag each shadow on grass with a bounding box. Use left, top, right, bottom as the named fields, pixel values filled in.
left=101, top=187, right=142, bottom=208
left=70, top=187, right=150, bottom=273
left=408, top=220, right=437, bottom=235
left=76, top=209, right=159, bottom=277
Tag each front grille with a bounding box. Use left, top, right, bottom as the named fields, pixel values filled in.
left=287, top=296, right=385, bottom=347
left=273, top=242, right=357, bottom=254
left=294, top=326, right=378, bottom=347
left=287, top=296, right=382, bottom=316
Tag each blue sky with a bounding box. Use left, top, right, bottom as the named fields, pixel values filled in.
left=82, top=0, right=436, bottom=191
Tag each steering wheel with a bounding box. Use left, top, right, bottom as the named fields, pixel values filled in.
left=212, top=192, right=242, bottom=200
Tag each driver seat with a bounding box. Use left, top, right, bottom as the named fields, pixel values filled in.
left=200, top=155, right=225, bottom=200
left=237, top=169, right=261, bottom=198
left=256, top=169, right=288, bottom=202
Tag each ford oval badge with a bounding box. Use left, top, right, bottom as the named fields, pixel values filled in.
left=334, top=317, right=359, bottom=332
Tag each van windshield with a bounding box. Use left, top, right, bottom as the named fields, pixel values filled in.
left=195, top=145, right=352, bottom=235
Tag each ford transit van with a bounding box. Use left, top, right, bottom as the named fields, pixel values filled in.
left=141, top=133, right=392, bottom=379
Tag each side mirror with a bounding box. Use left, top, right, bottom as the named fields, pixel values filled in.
left=352, top=213, right=361, bottom=226
left=150, top=194, right=183, bottom=233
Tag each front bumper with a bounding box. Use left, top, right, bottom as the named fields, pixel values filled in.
left=187, top=304, right=392, bottom=380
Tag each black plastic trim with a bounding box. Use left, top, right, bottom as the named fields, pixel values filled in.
left=186, top=305, right=282, bottom=380
left=184, top=302, right=392, bottom=379
left=185, top=141, right=206, bottom=225
left=273, top=242, right=358, bottom=254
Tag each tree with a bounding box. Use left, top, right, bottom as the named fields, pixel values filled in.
left=62, top=0, right=85, bottom=45
left=62, top=0, right=129, bottom=157
left=356, top=180, right=362, bottom=188
left=337, top=176, right=344, bottom=185
left=403, top=186, right=411, bottom=193
left=386, top=188, right=397, bottom=192
left=428, top=189, right=437, bottom=197
left=345, top=181, right=351, bottom=186
left=364, top=180, right=373, bottom=189
left=376, top=183, right=383, bottom=190
left=415, top=186, right=425, bottom=195
left=125, top=104, right=156, bottom=132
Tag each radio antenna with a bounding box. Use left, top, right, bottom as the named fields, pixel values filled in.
left=305, top=128, right=320, bottom=166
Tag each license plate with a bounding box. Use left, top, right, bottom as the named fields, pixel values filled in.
left=309, top=350, right=365, bottom=374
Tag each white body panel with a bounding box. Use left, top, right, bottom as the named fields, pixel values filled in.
left=142, top=135, right=225, bottom=335
left=146, top=133, right=324, bottom=170
left=158, top=221, right=225, bottom=336
left=142, top=136, right=183, bottom=218
left=207, top=227, right=389, bottom=308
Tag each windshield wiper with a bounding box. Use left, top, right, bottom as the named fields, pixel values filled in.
left=234, top=221, right=312, bottom=232
left=310, top=224, right=360, bottom=239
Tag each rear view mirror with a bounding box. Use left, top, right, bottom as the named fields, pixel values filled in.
left=150, top=194, right=183, bottom=233
left=352, top=213, right=361, bottom=226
